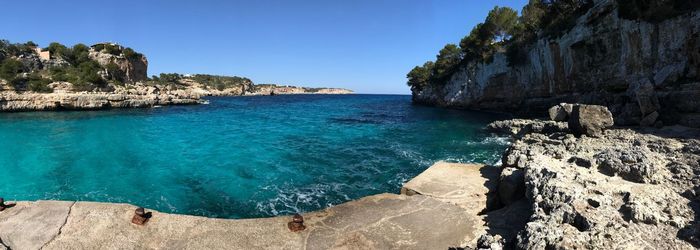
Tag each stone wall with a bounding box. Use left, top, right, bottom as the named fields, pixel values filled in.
left=412, top=0, right=700, bottom=127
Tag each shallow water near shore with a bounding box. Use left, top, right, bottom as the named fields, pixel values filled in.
left=0, top=94, right=509, bottom=218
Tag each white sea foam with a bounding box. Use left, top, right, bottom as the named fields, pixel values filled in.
left=466, top=135, right=512, bottom=146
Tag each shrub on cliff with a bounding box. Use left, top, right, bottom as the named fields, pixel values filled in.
left=77, top=61, right=106, bottom=86
left=190, top=74, right=253, bottom=90
left=105, top=62, right=124, bottom=83
left=486, top=7, right=519, bottom=42
left=47, top=42, right=69, bottom=58
left=122, top=47, right=143, bottom=61
left=0, top=58, right=23, bottom=81
left=406, top=61, right=434, bottom=90
left=70, top=44, right=91, bottom=65
left=433, top=44, right=463, bottom=81
left=407, top=0, right=600, bottom=89
left=103, top=44, right=122, bottom=56
left=158, top=73, right=182, bottom=84
left=52, top=60, right=107, bottom=91
left=50, top=67, right=78, bottom=83
left=26, top=75, right=53, bottom=93
left=460, top=23, right=498, bottom=63
left=0, top=41, right=34, bottom=57
left=538, top=0, right=593, bottom=37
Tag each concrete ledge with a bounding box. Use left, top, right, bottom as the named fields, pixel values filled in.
left=0, top=162, right=498, bottom=249
left=401, top=161, right=500, bottom=213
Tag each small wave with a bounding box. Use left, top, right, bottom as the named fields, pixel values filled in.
left=253, top=183, right=352, bottom=217
left=466, top=135, right=511, bottom=146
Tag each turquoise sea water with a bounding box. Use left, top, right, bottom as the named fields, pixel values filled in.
left=0, top=94, right=509, bottom=218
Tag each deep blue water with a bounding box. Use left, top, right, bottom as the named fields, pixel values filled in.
left=0, top=94, right=509, bottom=218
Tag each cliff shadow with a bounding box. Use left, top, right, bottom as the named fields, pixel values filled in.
left=478, top=165, right=533, bottom=248
left=678, top=194, right=700, bottom=247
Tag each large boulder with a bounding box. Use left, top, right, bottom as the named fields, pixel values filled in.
left=548, top=103, right=575, bottom=121
left=568, top=105, right=614, bottom=137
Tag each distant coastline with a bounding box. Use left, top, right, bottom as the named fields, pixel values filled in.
left=0, top=41, right=352, bottom=112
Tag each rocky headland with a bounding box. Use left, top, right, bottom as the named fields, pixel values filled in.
left=0, top=42, right=352, bottom=112
left=409, top=0, right=700, bottom=128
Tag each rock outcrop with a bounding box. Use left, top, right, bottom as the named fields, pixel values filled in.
left=89, top=46, right=148, bottom=83
left=567, top=104, right=614, bottom=137
left=481, top=105, right=700, bottom=249
left=412, top=0, right=700, bottom=128
left=0, top=83, right=202, bottom=111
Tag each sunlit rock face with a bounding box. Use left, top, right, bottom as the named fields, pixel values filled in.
left=412, top=0, right=700, bottom=127
left=88, top=45, right=148, bottom=83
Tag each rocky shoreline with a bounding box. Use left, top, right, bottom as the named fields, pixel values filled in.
left=0, top=91, right=202, bottom=112
left=0, top=83, right=353, bottom=112
left=2, top=103, right=696, bottom=249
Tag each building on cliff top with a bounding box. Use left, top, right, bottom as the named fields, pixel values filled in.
left=30, top=46, right=50, bottom=60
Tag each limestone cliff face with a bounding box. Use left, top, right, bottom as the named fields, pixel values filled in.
left=412, top=0, right=700, bottom=127
left=89, top=49, right=148, bottom=83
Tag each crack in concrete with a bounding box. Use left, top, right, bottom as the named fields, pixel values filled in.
left=0, top=236, right=9, bottom=250
left=39, top=201, right=75, bottom=250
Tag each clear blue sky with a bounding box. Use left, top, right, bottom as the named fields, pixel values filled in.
left=1, top=0, right=527, bottom=94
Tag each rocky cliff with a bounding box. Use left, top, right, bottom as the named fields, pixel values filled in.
left=88, top=45, right=148, bottom=83
left=412, top=0, right=700, bottom=128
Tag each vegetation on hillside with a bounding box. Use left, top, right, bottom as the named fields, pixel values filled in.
left=149, top=73, right=252, bottom=90
left=407, top=0, right=597, bottom=91
left=407, top=0, right=700, bottom=91
left=0, top=40, right=148, bottom=92
left=1, top=39, right=254, bottom=93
